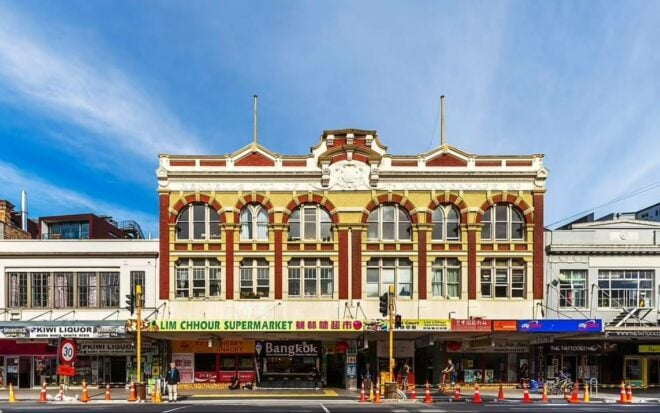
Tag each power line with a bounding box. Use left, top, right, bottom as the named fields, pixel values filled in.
left=426, top=99, right=441, bottom=152
left=548, top=180, right=660, bottom=228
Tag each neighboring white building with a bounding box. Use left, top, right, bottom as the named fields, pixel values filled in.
left=637, top=202, right=660, bottom=223
left=0, top=240, right=160, bottom=388
left=545, top=218, right=660, bottom=387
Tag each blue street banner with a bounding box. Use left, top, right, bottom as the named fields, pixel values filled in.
left=518, top=319, right=603, bottom=333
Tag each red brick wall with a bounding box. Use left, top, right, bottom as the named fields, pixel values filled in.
left=352, top=229, right=362, bottom=299
left=159, top=194, right=170, bottom=300
left=274, top=229, right=283, bottom=299
left=235, top=152, right=275, bottom=167
left=338, top=230, right=349, bottom=299
left=467, top=230, right=477, bottom=299
left=533, top=193, right=544, bottom=299
left=426, top=154, right=467, bottom=167
left=226, top=230, right=234, bottom=299
left=418, top=229, right=427, bottom=299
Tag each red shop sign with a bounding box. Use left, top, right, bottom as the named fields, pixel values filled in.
left=451, top=319, right=492, bottom=332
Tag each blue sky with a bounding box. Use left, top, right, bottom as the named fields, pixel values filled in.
left=1, top=1, right=659, bottom=238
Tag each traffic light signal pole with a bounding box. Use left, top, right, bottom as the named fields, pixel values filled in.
left=136, top=285, right=142, bottom=384
left=388, top=284, right=395, bottom=380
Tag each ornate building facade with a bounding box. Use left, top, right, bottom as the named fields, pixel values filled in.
left=154, top=129, right=549, bottom=388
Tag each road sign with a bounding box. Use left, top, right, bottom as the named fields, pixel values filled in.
left=60, top=339, right=77, bottom=363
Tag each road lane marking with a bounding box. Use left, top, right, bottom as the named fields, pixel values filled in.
left=320, top=403, right=330, bottom=413
left=162, top=405, right=191, bottom=413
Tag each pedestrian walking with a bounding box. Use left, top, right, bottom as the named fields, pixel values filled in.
left=166, top=362, right=181, bottom=402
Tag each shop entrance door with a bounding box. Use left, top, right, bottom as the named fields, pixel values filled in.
left=110, top=357, right=127, bottom=383
left=648, top=358, right=660, bottom=386
left=561, top=355, right=578, bottom=383
left=18, top=357, right=31, bottom=388
left=325, top=354, right=344, bottom=388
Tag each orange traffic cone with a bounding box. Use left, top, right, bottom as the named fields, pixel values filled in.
left=617, top=380, right=627, bottom=404
left=410, top=385, right=416, bottom=401
left=8, top=383, right=17, bottom=403
left=472, top=384, right=482, bottom=404
left=38, top=382, right=48, bottom=403
left=373, top=380, right=381, bottom=404
left=569, top=384, right=579, bottom=404
left=358, top=382, right=367, bottom=402
left=497, top=384, right=505, bottom=401
left=128, top=381, right=137, bottom=402
left=522, top=383, right=533, bottom=403
left=105, top=383, right=112, bottom=400
left=626, top=384, right=633, bottom=403
left=453, top=386, right=461, bottom=401
left=423, top=381, right=432, bottom=404
left=540, top=383, right=549, bottom=403
left=81, top=380, right=90, bottom=403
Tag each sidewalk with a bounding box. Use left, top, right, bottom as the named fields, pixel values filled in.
left=1, top=386, right=659, bottom=404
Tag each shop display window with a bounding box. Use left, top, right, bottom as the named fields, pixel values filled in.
left=34, top=356, right=57, bottom=385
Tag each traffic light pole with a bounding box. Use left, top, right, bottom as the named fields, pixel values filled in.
left=388, top=284, right=395, bottom=380
left=136, top=285, right=142, bottom=384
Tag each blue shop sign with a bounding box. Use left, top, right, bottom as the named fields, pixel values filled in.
left=518, top=319, right=603, bottom=333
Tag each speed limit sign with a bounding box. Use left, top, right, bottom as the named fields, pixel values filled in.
left=60, top=339, right=77, bottom=364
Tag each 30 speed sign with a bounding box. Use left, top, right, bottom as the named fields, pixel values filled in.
left=60, top=339, right=77, bottom=363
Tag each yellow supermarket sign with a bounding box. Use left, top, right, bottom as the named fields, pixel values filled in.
left=639, top=345, right=660, bottom=353
left=146, top=319, right=364, bottom=332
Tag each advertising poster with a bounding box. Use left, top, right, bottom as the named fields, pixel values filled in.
left=172, top=353, right=194, bottom=383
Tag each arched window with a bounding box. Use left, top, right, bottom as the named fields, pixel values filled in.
left=367, top=205, right=412, bottom=241
left=288, top=204, right=333, bottom=241
left=240, top=204, right=269, bottom=241
left=176, top=203, right=221, bottom=241
left=431, top=205, right=460, bottom=241
left=480, top=204, right=525, bottom=241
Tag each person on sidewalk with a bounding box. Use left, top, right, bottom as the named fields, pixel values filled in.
left=166, top=362, right=181, bottom=402
left=401, top=361, right=411, bottom=390
left=441, top=359, right=456, bottom=388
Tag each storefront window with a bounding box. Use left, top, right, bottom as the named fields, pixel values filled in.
left=73, top=357, right=97, bottom=385
left=34, top=356, right=56, bottom=385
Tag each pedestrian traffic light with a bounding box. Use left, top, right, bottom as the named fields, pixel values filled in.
left=125, top=293, right=135, bottom=316
left=395, top=314, right=402, bottom=329
left=379, top=292, right=389, bottom=317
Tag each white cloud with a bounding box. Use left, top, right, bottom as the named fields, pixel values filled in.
left=0, top=161, right=157, bottom=238
left=0, top=5, right=204, bottom=168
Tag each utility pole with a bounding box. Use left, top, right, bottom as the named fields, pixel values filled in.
left=388, top=284, right=395, bottom=380
left=136, top=284, right=142, bottom=384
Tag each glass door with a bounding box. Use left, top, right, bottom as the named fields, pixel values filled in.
left=648, top=358, right=660, bottom=386
left=624, top=356, right=647, bottom=387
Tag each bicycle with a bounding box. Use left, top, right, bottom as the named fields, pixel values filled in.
left=547, top=373, right=574, bottom=395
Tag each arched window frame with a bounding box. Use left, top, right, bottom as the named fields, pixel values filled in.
left=240, top=204, right=269, bottom=241
left=480, top=203, right=525, bottom=241
left=288, top=204, right=333, bottom=242
left=175, top=203, right=221, bottom=241
left=367, top=205, right=412, bottom=241
left=431, top=205, right=460, bottom=241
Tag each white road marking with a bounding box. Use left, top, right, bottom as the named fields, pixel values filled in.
left=162, top=405, right=191, bottom=413
left=320, top=403, right=330, bottom=413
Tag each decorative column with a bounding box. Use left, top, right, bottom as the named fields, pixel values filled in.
left=533, top=191, right=545, bottom=299
left=159, top=193, right=170, bottom=300
left=351, top=228, right=362, bottom=299
left=338, top=228, right=349, bottom=300
left=466, top=225, right=479, bottom=300
left=417, top=226, right=429, bottom=300
left=225, top=225, right=235, bottom=300
left=273, top=225, right=284, bottom=299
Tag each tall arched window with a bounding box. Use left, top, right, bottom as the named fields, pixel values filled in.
left=432, top=205, right=460, bottom=241
left=176, top=203, right=221, bottom=241
left=480, top=203, right=525, bottom=241
left=367, top=205, right=412, bottom=241
left=240, top=204, right=269, bottom=241
left=288, top=204, right=333, bottom=241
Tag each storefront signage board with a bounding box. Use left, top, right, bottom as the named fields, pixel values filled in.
left=451, top=319, right=492, bottom=332
left=639, top=345, right=660, bottom=353
left=172, top=353, right=194, bottom=383
left=607, top=329, right=660, bottom=338
left=518, top=319, right=603, bottom=333
left=0, top=324, right=125, bottom=339
left=171, top=340, right=255, bottom=353
left=547, top=343, right=617, bottom=353
left=256, top=340, right=321, bottom=357
left=78, top=341, right=136, bottom=355
left=364, top=319, right=450, bottom=332
left=151, top=319, right=363, bottom=332
left=493, top=320, right=517, bottom=332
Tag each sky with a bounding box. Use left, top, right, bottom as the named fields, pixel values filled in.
left=0, top=1, right=659, bottom=238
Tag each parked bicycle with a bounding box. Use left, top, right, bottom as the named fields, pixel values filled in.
left=547, top=371, right=575, bottom=395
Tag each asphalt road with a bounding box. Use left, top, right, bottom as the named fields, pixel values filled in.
left=1, top=400, right=658, bottom=413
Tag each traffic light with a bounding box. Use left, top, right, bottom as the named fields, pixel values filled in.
left=395, top=314, right=402, bottom=329
left=125, top=294, right=135, bottom=316
left=379, top=292, right=389, bottom=317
